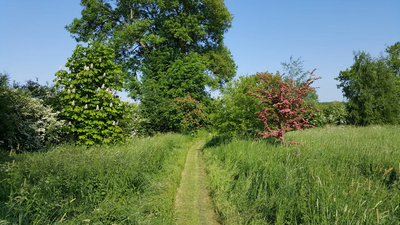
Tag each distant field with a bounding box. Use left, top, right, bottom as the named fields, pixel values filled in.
left=203, top=125, right=400, bottom=224
left=0, top=134, right=193, bottom=225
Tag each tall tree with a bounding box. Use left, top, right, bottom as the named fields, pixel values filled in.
left=335, top=51, right=399, bottom=125
left=67, top=0, right=236, bottom=133
left=66, top=0, right=236, bottom=99
left=385, top=42, right=400, bottom=98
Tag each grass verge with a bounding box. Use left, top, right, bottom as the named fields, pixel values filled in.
left=0, top=133, right=193, bottom=224
left=203, top=125, right=400, bottom=224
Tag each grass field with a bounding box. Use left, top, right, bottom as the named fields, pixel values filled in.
left=203, top=125, right=400, bottom=224
left=0, top=133, right=194, bottom=224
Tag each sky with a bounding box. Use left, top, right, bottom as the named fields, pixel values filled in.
left=0, top=0, right=399, bottom=102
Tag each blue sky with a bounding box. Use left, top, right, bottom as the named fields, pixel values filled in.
left=1, top=0, right=399, bottom=102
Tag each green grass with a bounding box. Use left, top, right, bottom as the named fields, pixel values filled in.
left=203, top=125, right=400, bottom=224
left=0, top=133, right=194, bottom=224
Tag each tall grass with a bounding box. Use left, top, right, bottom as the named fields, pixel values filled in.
left=0, top=133, right=193, bottom=224
left=203, top=125, right=400, bottom=224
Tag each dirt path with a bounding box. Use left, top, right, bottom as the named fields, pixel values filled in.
left=174, top=140, right=219, bottom=225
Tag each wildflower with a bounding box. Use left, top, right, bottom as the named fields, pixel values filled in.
left=70, top=84, right=73, bottom=88
left=59, top=66, right=62, bottom=70
left=72, top=100, right=75, bottom=106
left=99, top=58, right=102, bottom=62
left=72, top=89, right=75, bottom=93
left=101, top=84, right=105, bottom=88
left=103, top=73, right=106, bottom=77
left=96, top=105, right=99, bottom=110
left=68, top=89, right=71, bottom=93
left=116, top=121, right=118, bottom=125
left=90, top=63, right=93, bottom=69
left=110, top=103, right=113, bottom=107
left=112, top=121, right=115, bottom=125
left=69, top=121, right=71, bottom=125
left=84, top=104, right=87, bottom=109
left=97, top=87, right=100, bottom=91
left=100, top=107, right=103, bottom=111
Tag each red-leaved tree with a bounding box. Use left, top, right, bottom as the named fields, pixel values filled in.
left=247, top=69, right=321, bottom=145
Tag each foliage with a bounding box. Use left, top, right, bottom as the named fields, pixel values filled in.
left=67, top=0, right=236, bottom=133
left=210, top=74, right=273, bottom=136
left=0, top=86, right=65, bottom=152
left=322, top=101, right=348, bottom=124
left=385, top=42, right=400, bottom=98
left=54, top=41, right=131, bottom=146
left=170, top=94, right=207, bottom=134
left=0, top=134, right=194, bottom=224
left=11, top=78, right=61, bottom=108
left=335, top=51, right=399, bottom=125
left=203, top=125, right=400, bottom=224
left=118, top=102, right=148, bottom=138
left=247, top=70, right=321, bottom=144
left=281, top=56, right=319, bottom=102
left=66, top=0, right=236, bottom=98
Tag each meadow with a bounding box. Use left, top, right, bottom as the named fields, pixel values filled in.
left=202, top=125, right=400, bottom=224
left=1, top=126, right=399, bottom=224
left=0, top=134, right=194, bottom=224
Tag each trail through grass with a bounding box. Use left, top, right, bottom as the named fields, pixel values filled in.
left=174, top=140, right=219, bottom=225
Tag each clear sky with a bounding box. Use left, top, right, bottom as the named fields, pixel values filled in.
left=1, top=0, right=399, bottom=102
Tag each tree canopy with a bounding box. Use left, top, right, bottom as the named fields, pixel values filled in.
left=66, top=0, right=237, bottom=100
left=335, top=51, right=399, bottom=125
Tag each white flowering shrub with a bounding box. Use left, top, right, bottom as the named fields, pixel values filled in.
left=0, top=88, right=65, bottom=152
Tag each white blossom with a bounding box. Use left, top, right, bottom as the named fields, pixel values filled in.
left=100, top=107, right=103, bottom=111
left=101, top=84, right=105, bottom=89
left=70, top=84, right=73, bottom=88
left=84, top=104, right=87, bottom=109
left=103, top=73, right=106, bottom=77
left=72, top=89, right=75, bottom=93
left=96, top=105, right=99, bottom=110
left=112, top=121, right=115, bottom=126
left=59, top=66, right=62, bottom=70
left=99, top=58, right=102, bottom=62
left=72, top=100, right=75, bottom=106
left=106, top=88, right=109, bottom=92
left=86, top=94, right=88, bottom=99
left=76, top=74, right=79, bottom=78
left=90, top=63, right=93, bottom=69
left=69, top=121, right=71, bottom=125
left=58, top=77, right=61, bottom=81
left=97, top=87, right=100, bottom=91
left=127, top=98, right=130, bottom=103
left=110, top=103, right=113, bottom=107
left=68, top=89, right=71, bottom=94
left=116, top=121, right=118, bottom=125
left=119, top=96, right=121, bottom=100
left=62, top=87, right=65, bottom=91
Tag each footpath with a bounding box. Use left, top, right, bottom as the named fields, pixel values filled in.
left=174, top=140, right=219, bottom=225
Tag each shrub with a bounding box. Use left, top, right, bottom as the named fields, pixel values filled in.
left=0, top=87, right=65, bottom=152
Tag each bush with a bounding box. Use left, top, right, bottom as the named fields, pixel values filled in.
left=209, top=74, right=267, bottom=136
left=0, top=88, right=66, bottom=152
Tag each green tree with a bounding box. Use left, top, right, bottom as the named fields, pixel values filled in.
left=281, top=56, right=318, bottom=102
left=385, top=42, right=400, bottom=98
left=67, top=0, right=236, bottom=133
left=54, top=41, right=131, bottom=146
left=335, top=51, right=399, bottom=125
left=66, top=0, right=236, bottom=97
